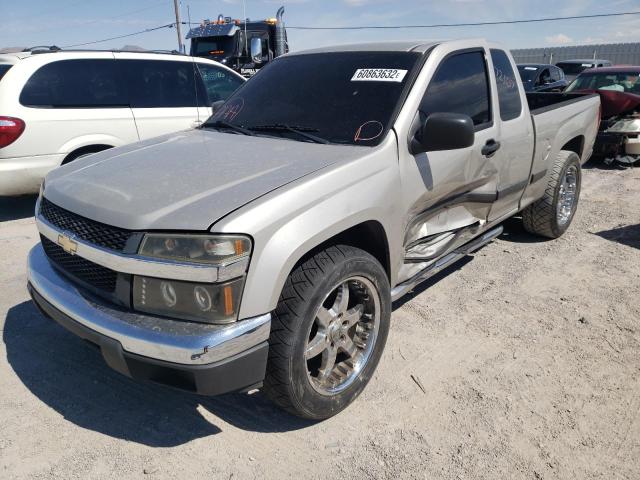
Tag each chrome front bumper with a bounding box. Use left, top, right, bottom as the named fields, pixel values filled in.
left=27, top=245, right=271, bottom=366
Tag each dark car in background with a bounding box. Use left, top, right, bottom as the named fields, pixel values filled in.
left=517, top=63, right=568, bottom=92
left=556, top=59, right=612, bottom=82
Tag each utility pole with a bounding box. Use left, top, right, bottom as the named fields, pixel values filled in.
left=173, top=0, right=184, bottom=53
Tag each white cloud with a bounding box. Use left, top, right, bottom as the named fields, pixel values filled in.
left=545, top=33, right=573, bottom=45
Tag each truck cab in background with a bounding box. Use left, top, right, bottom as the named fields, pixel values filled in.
left=188, top=6, right=288, bottom=77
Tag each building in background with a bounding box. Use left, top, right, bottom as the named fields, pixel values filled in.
left=512, top=43, right=640, bottom=66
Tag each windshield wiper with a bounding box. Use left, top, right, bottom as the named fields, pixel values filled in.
left=202, top=120, right=254, bottom=136
left=248, top=124, right=330, bottom=144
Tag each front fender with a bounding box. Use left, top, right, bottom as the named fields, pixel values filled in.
left=214, top=139, right=403, bottom=319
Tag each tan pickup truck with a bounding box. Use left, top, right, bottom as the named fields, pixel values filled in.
left=28, top=39, right=600, bottom=419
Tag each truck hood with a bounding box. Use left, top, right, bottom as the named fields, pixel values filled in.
left=44, top=129, right=367, bottom=231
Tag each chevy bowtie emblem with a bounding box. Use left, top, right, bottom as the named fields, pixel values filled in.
left=57, top=234, right=78, bottom=255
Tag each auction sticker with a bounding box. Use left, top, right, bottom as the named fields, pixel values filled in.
left=351, top=68, right=408, bottom=82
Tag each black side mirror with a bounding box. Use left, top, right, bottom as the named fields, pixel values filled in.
left=410, top=112, right=475, bottom=155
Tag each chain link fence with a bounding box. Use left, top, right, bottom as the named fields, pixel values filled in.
left=512, top=43, right=640, bottom=65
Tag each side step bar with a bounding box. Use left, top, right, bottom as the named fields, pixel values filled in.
left=390, top=225, right=503, bottom=302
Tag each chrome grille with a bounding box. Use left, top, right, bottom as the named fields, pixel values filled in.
left=41, top=235, right=118, bottom=293
left=39, top=197, right=132, bottom=252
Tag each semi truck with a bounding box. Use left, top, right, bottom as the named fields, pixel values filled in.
left=187, top=6, right=287, bottom=77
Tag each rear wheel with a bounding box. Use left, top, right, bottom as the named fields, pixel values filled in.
left=522, top=150, right=581, bottom=239
left=263, top=245, right=391, bottom=419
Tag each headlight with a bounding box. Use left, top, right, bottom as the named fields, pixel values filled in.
left=139, top=233, right=251, bottom=265
left=133, top=276, right=244, bottom=324
left=134, top=234, right=252, bottom=324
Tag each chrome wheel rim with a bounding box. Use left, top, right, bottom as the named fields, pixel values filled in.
left=557, top=165, right=578, bottom=225
left=304, top=276, right=380, bottom=396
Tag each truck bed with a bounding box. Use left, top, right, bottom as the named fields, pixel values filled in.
left=526, top=92, right=599, bottom=115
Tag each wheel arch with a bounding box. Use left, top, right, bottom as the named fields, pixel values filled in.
left=62, top=144, right=114, bottom=164
left=301, top=220, right=391, bottom=281
left=238, top=215, right=395, bottom=320
left=561, top=135, right=585, bottom=159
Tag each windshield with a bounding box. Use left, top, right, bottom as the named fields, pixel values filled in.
left=566, top=71, right=640, bottom=93
left=192, top=37, right=236, bottom=57
left=0, top=64, right=12, bottom=82
left=205, top=51, right=422, bottom=146
left=517, top=65, right=539, bottom=83
left=557, top=62, right=593, bottom=75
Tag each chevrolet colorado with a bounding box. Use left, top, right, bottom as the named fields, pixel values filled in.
left=27, top=40, right=600, bottom=419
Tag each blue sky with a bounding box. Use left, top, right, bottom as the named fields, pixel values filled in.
left=1, top=0, right=640, bottom=52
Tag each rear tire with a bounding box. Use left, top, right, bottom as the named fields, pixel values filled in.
left=263, top=245, right=391, bottom=420
left=522, top=150, right=581, bottom=239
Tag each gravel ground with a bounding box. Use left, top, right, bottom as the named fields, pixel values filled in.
left=0, top=163, right=638, bottom=480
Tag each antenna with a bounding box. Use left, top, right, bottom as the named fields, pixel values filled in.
left=173, top=0, right=185, bottom=53
left=243, top=0, right=248, bottom=56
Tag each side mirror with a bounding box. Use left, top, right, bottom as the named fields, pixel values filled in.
left=250, top=37, right=262, bottom=64
left=211, top=100, right=225, bottom=114
left=410, top=112, right=475, bottom=155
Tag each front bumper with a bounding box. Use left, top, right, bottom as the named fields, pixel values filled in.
left=27, top=245, right=271, bottom=395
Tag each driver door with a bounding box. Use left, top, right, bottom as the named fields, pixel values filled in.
left=397, top=48, right=502, bottom=275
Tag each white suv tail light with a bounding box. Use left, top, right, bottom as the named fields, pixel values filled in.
left=0, top=116, right=25, bottom=148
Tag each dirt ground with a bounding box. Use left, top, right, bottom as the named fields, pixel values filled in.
left=0, top=162, right=638, bottom=480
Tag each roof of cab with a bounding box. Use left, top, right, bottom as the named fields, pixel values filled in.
left=288, top=41, right=441, bottom=56
left=517, top=63, right=554, bottom=68
left=556, top=59, right=611, bottom=64
left=580, top=65, right=640, bottom=74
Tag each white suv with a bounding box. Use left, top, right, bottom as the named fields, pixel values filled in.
left=0, top=49, right=245, bottom=196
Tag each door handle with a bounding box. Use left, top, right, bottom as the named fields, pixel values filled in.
left=481, top=139, right=501, bottom=157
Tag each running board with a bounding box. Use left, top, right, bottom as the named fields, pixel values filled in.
left=391, top=226, right=503, bottom=301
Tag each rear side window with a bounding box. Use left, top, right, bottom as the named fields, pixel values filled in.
left=420, top=50, right=491, bottom=128
left=0, top=64, right=12, bottom=82
left=20, top=59, right=126, bottom=108
left=196, top=63, right=244, bottom=104
left=122, top=59, right=198, bottom=108
left=490, top=49, right=522, bottom=121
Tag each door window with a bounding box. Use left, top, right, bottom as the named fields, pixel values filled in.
left=419, top=50, right=491, bottom=129
left=196, top=63, right=244, bottom=104
left=20, top=59, right=126, bottom=108
left=122, top=59, right=198, bottom=108
left=0, top=64, right=12, bottom=82
left=490, top=49, right=522, bottom=121
left=537, top=68, right=551, bottom=86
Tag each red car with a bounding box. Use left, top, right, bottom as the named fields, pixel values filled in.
left=566, top=66, right=640, bottom=165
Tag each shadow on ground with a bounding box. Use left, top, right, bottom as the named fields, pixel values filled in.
left=0, top=195, right=37, bottom=222
left=595, top=224, right=640, bottom=250
left=495, top=217, right=551, bottom=244
left=3, top=301, right=315, bottom=447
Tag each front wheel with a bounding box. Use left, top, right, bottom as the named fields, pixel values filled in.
left=522, top=150, right=582, bottom=239
left=263, top=245, right=391, bottom=419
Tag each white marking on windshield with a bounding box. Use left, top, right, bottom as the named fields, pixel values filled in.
left=351, top=68, right=408, bottom=83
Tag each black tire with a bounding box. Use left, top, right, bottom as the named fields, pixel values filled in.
left=522, top=150, right=581, bottom=239
left=263, top=245, right=391, bottom=420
